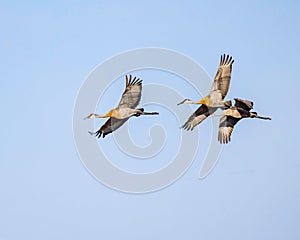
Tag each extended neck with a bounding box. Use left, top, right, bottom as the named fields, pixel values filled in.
left=194, top=97, right=207, bottom=105
left=85, top=110, right=113, bottom=119
left=96, top=110, right=114, bottom=118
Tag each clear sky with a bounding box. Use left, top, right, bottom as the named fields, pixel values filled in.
left=1, top=1, right=300, bottom=239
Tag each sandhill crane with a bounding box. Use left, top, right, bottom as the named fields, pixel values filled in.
left=177, top=54, right=234, bottom=130
left=217, top=98, right=271, bottom=144
left=84, top=75, right=159, bottom=138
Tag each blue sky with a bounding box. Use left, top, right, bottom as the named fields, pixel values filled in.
left=1, top=1, right=300, bottom=239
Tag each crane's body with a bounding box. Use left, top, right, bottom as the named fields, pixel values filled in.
left=178, top=54, right=234, bottom=130
left=85, top=75, right=159, bottom=138
left=217, top=98, right=271, bottom=144
left=88, top=107, right=143, bottom=119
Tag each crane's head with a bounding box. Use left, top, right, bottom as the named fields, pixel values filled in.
left=177, top=99, right=192, bottom=105
left=84, top=113, right=99, bottom=120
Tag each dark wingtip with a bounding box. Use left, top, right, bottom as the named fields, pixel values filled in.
left=88, top=130, right=102, bottom=138
left=127, top=75, right=143, bottom=85
left=220, top=54, right=234, bottom=65
left=89, top=129, right=102, bottom=138
left=97, top=130, right=102, bottom=138
left=225, top=54, right=229, bottom=63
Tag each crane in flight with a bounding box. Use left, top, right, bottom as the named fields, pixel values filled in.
left=178, top=54, right=234, bottom=130
left=217, top=98, right=271, bottom=144
left=84, top=75, right=159, bottom=138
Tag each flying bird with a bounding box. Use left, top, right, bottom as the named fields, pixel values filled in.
left=178, top=54, right=234, bottom=130
left=84, top=75, right=159, bottom=138
left=217, top=98, right=271, bottom=144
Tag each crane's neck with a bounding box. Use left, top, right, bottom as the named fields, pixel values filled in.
left=95, top=110, right=114, bottom=118
left=194, top=96, right=212, bottom=106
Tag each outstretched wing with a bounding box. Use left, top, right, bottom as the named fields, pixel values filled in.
left=234, top=98, right=253, bottom=111
left=118, top=75, right=142, bottom=109
left=182, top=105, right=217, bottom=131
left=93, top=117, right=129, bottom=138
left=218, top=115, right=240, bottom=144
left=210, top=54, right=234, bottom=99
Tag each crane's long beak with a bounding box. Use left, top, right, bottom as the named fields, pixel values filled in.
left=177, top=100, right=185, bottom=106
left=177, top=99, right=189, bottom=105
left=83, top=113, right=98, bottom=120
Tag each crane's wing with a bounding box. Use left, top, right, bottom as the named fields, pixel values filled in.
left=218, top=115, right=241, bottom=144
left=210, top=54, right=234, bottom=99
left=92, top=117, right=129, bottom=138
left=182, top=105, right=217, bottom=131
left=234, top=98, right=253, bottom=111
left=118, top=75, right=142, bottom=109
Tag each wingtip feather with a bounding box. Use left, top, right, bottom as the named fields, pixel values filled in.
left=219, top=54, right=234, bottom=66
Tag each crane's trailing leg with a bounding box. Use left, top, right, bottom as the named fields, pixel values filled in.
left=250, top=112, right=271, bottom=120
left=133, top=108, right=159, bottom=117
left=142, top=111, right=159, bottom=115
